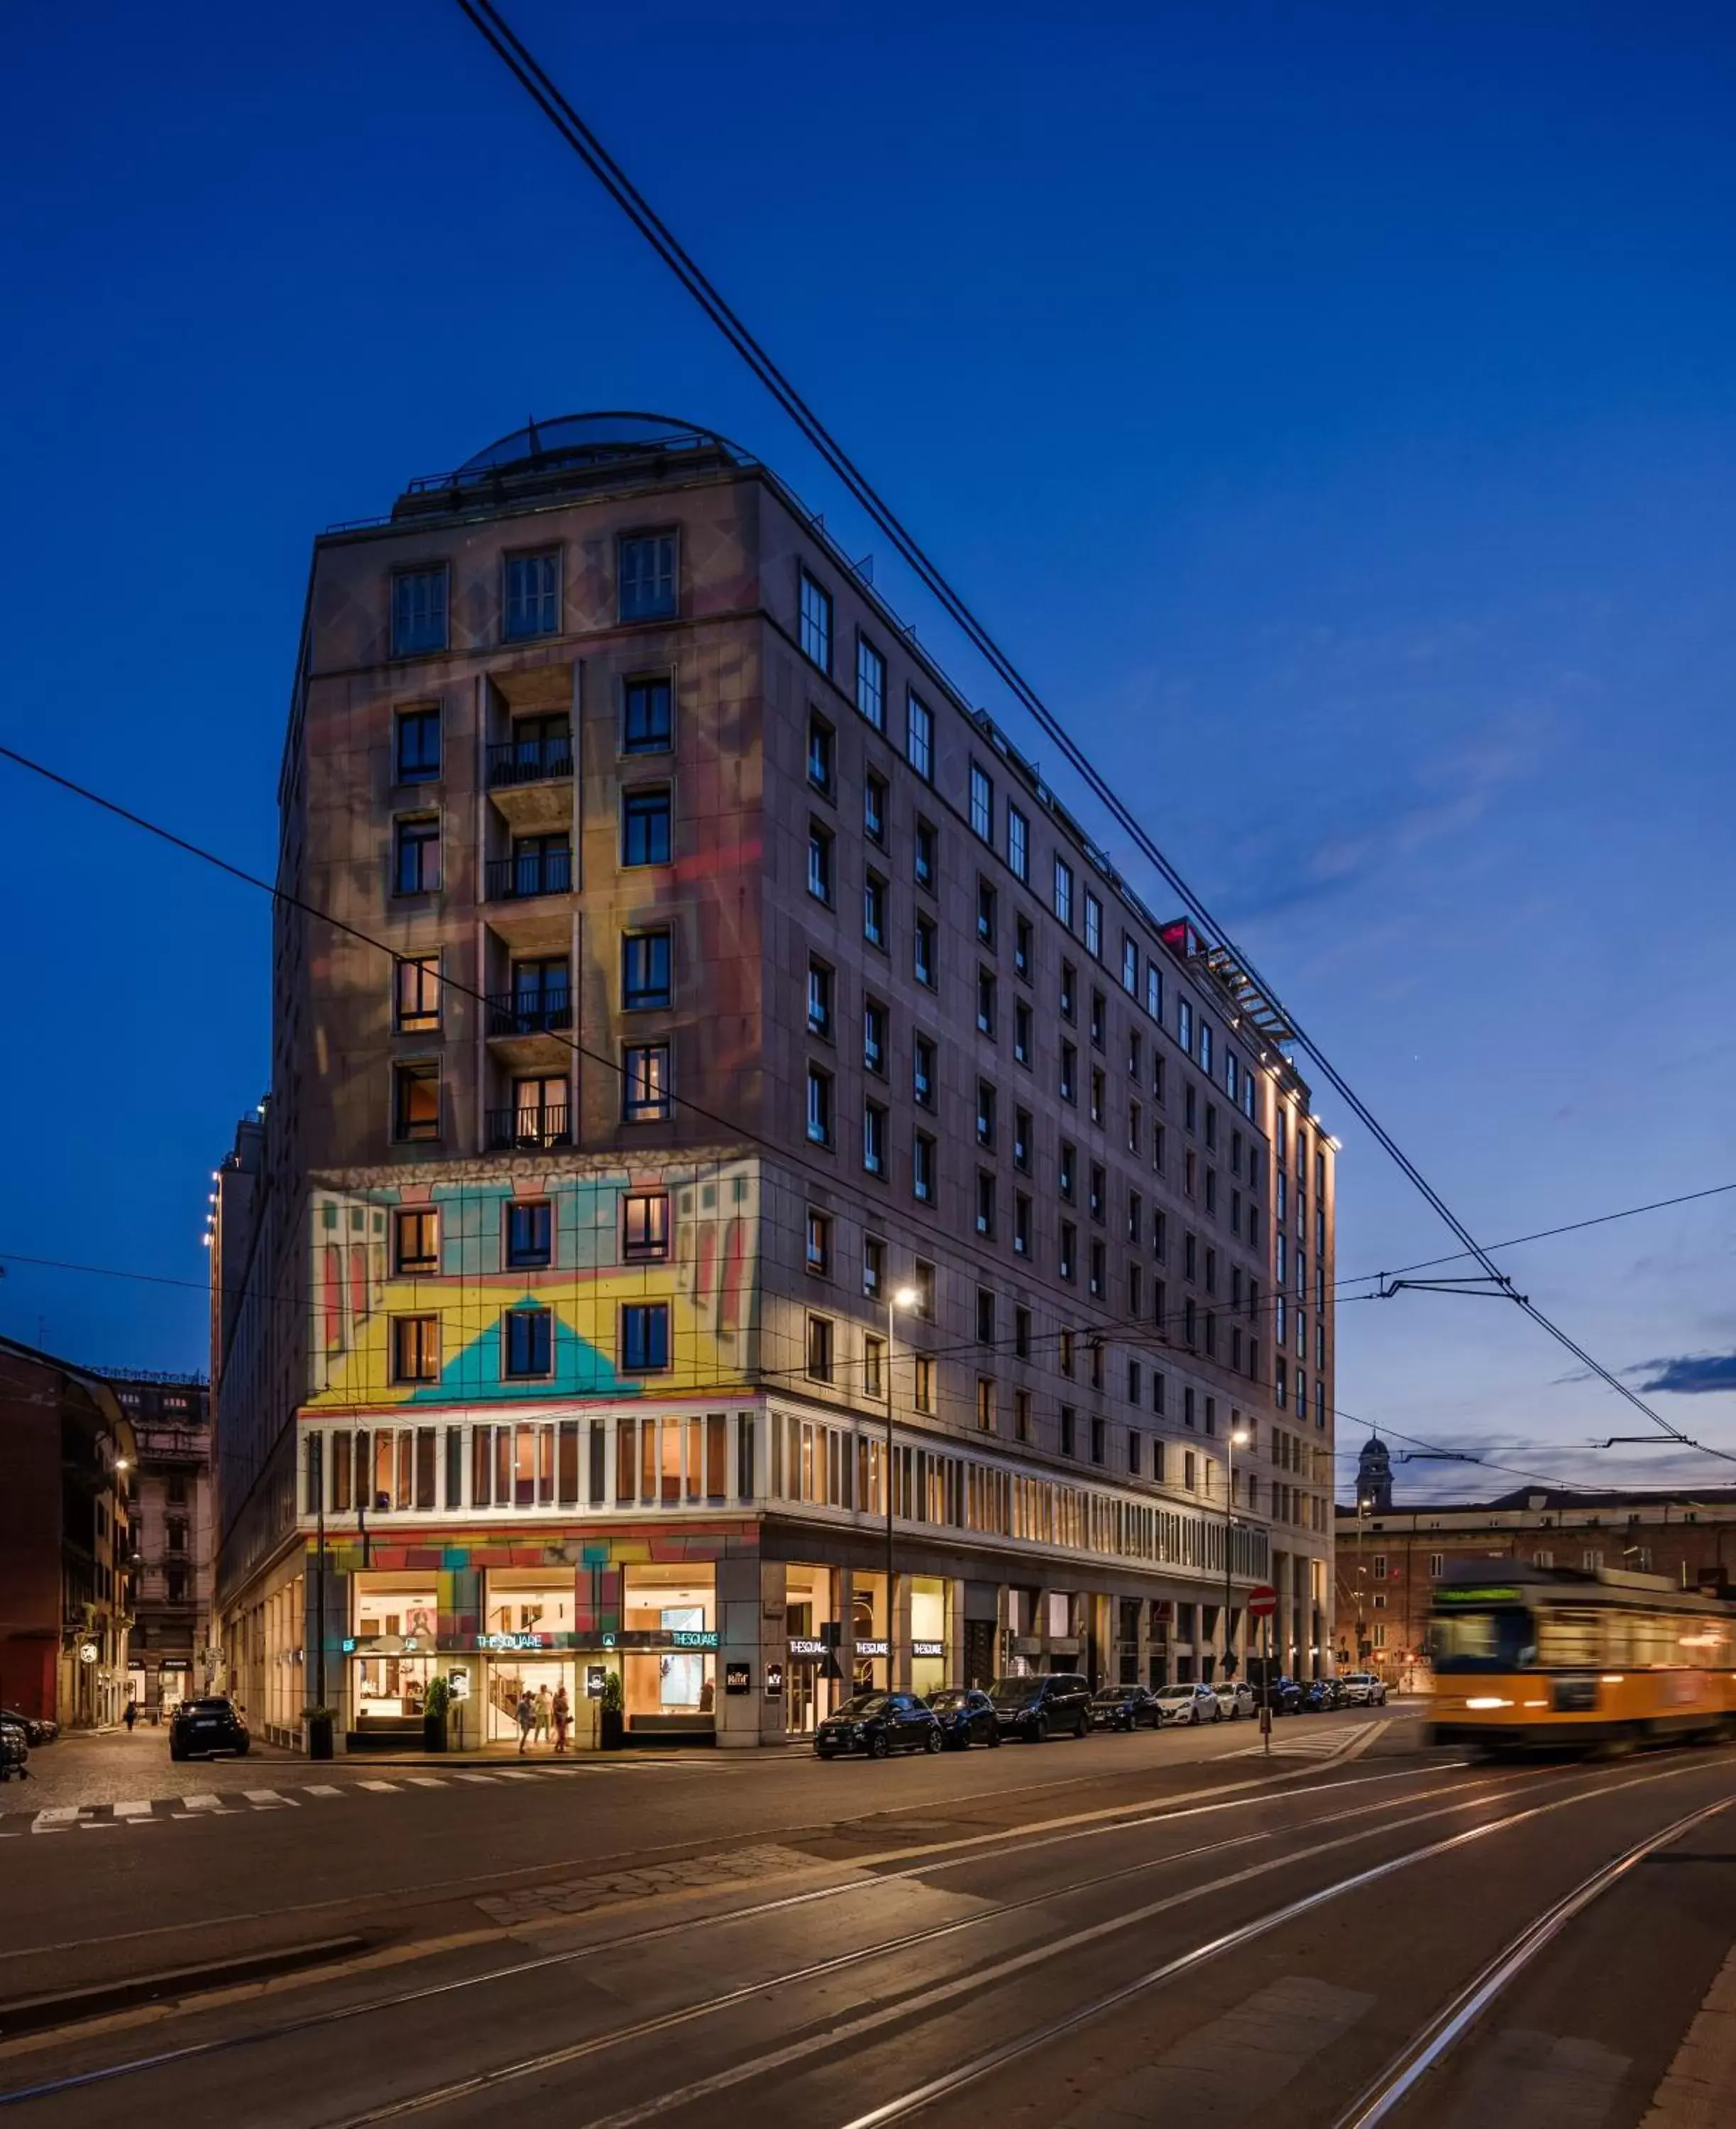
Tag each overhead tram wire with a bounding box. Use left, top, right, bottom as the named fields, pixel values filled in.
left=450, top=0, right=1729, bottom=1467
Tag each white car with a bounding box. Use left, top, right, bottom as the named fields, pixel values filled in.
left=1153, top=1683, right=1221, bottom=1727
left=1214, top=1680, right=1256, bottom=1721
left=1338, top=1672, right=1388, bottom=1707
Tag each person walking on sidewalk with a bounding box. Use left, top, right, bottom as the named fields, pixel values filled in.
left=534, top=1684, right=552, bottom=1747
left=515, top=1689, right=535, bottom=1756
left=551, top=1684, right=571, bottom=1754
left=123, top=1700, right=137, bottom=1734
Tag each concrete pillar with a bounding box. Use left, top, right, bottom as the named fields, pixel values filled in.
left=715, top=1550, right=769, bottom=1749
left=890, top=1575, right=913, bottom=1693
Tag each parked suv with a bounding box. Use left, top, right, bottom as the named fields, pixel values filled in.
left=168, top=1697, right=251, bottom=1761
left=988, top=1673, right=1092, bottom=1742
left=1338, top=1672, right=1388, bottom=1707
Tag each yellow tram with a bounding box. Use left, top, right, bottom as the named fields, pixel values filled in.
left=1427, top=1560, right=1736, bottom=1753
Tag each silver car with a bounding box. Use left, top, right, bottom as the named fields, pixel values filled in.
left=1152, top=1683, right=1221, bottom=1727
left=1214, top=1680, right=1256, bottom=1721
left=1338, top=1671, right=1388, bottom=1707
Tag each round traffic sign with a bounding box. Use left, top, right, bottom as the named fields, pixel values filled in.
left=1246, top=1585, right=1278, bottom=1619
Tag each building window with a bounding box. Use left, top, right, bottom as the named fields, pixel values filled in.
left=1091, top=1416, right=1106, bottom=1465
left=864, top=871, right=887, bottom=948
left=807, top=820, right=834, bottom=904
left=976, top=1377, right=996, bottom=1432
left=1008, top=805, right=1029, bottom=882
left=799, top=570, right=833, bottom=671
left=1060, top=963, right=1076, bottom=1022
left=1059, top=1221, right=1076, bottom=1282
left=1090, top=1068, right=1106, bottom=1126
left=906, top=693, right=933, bottom=780
left=395, top=707, right=441, bottom=784
left=914, top=1258, right=935, bottom=1318
left=1121, top=935, right=1138, bottom=995
left=393, top=815, right=440, bottom=894
left=969, top=761, right=994, bottom=842
left=1060, top=1042, right=1077, bottom=1105
left=622, top=786, right=673, bottom=867
left=394, top=955, right=441, bottom=1032
left=1014, top=1390, right=1031, bottom=1441
left=977, top=967, right=996, bottom=1037
left=913, top=1130, right=936, bottom=1203
left=913, top=1355, right=935, bottom=1414
left=857, top=636, right=886, bottom=729
left=392, top=568, right=448, bottom=657
left=1060, top=1142, right=1077, bottom=1201
left=1013, top=1192, right=1032, bottom=1258
left=807, top=713, right=836, bottom=796
left=977, top=876, right=996, bottom=946
left=1053, top=857, right=1074, bottom=928
left=806, top=1065, right=834, bottom=1146
left=807, top=959, right=835, bottom=1038
left=1179, top=998, right=1193, bottom=1054
left=1084, top=893, right=1102, bottom=960
left=859, top=996, right=886, bottom=1075
left=389, top=1316, right=440, bottom=1384
left=864, top=771, right=887, bottom=845
left=1061, top=1406, right=1077, bottom=1457
left=392, top=1062, right=440, bottom=1143
left=976, top=1170, right=996, bottom=1238
left=503, top=1307, right=553, bottom=1380
left=914, top=914, right=937, bottom=989
left=914, top=816, right=937, bottom=890
left=804, top=1209, right=833, bottom=1277
left=864, top=1100, right=887, bottom=1176
left=623, top=676, right=674, bottom=753
left=1013, top=914, right=1033, bottom=981
left=913, top=1033, right=936, bottom=1108
left=622, top=931, right=673, bottom=1011
left=620, top=532, right=676, bottom=620
left=503, top=550, right=560, bottom=639
left=976, top=1078, right=997, bottom=1148
left=1012, top=1107, right=1032, bottom=1172
left=863, top=1236, right=886, bottom=1299
left=507, top=1200, right=553, bottom=1269
left=620, top=1302, right=670, bottom=1373
left=624, top=1192, right=670, bottom=1262
left=394, top=1208, right=439, bottom=1275
left=1013, top=999, right=1033, bottom=1066
left=622, top=1043, right=671, bottom=1121
left=863, top=1334, right=885, bottom=1399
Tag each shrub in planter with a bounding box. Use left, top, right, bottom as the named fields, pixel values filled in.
left=600, top=1668, right=625, bottom=1751
left=422, top=1676, right=451, bottom=1754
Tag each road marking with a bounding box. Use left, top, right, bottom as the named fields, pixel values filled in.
left=405, top=1776, right=447, bottom=1788
left=244, top=1790, right=296, bottom=1807
left=1640, top=1941, right=1736, bottom=2127
left=494, top=1770, right=541, bottom=1781
left=173, top=1795, right=229, bottom=1815
left=302, top=1784, right=344, bottom=1798
left=454, top=1772, right=498, bottom=1783
left=357, top=1781, right=400, bottom=1793
left=111, top=1801, right=153, bottom=1820
left=31, top=1808, right=84, bottom=1832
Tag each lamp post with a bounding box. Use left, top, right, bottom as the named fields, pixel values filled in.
left=1356, top=1494, right=1373, bottom=1668
left=1224, top=1426, right=1250, bottom=1678
left=885, top=1287, right=918, bottom=1684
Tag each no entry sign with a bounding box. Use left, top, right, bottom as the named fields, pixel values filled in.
left=1246, top=1585, right=1278, bottom=1619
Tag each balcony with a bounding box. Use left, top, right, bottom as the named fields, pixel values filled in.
left=487, top=848, right=572, bottom=902
left=487, top=1107, right=571, bottom=1152
left=488, top=735, right=574, bottom=834
left=485, top=989, right=573, bottom=1069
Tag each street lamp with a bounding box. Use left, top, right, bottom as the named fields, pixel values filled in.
left=1224, top=1427, right=1250, bottom=1678
left=1356, top=1494, right=1373, bottom=1671
left=885, top=1287, right=918, bottom=1682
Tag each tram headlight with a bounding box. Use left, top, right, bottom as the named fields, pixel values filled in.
left=1466, top=1696, right=1512, bottom=1710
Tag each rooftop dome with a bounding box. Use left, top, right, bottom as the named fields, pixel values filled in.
left=452, top=412, right=749, bottom=481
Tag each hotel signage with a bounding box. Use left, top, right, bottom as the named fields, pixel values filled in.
left=725, top=1663, right=752, bottom=1695
left=855, top=1639, right=889, bottom=1658
left=912, top=1641, right=944, bottom=1658
left=346, top=1629, right=720, bottom=1656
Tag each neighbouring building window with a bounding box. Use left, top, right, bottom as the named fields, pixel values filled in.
left=806, top=1314, right=834, bottom=1382
left=805, top=1209, right=831, bottom=1275
left=394, top=1208, right=439, bottom=1275
left=394, top=955, right=441, bottom=1031
left=913, top=1355, right=935, bottom=1413
left=913, top=1033, right=936, bottom=1108
left=863, top=1235, right=885, bottom=1298
left=863, top=1101, right=887, bottom=1176
left=623, top=1191, right=670, bottom=1262
left=394, top=815, right=440, bottom=894
left=391, top=1316, right=440, bottom=1384
left=799, top=570, right=833, bottom=671
left=392, top=568, right=447, bottom=656
left=622, top=787, right=673, bottom=867
left=504, top=1306, right=554, bottom=1378
left=808, top=713, right=835, bottom=796
left=808, top=820, right=835, bottom=903
left=864, top=771, right=887, bottom=844
left=1008, top=805, right=1028, bottom=882
left=907, top=693, right=933, bottom=780
left=857, top=636, right=886, bottom=729
left=913, top=1130, right=936, bottom=1203
left=392, top=1062, right=440, bottom=1143
left=623, top=676, right=674, bottom=752
left=863, top=871, right=887, bottom=947
left=622, top=1043, right=670, bottom=1121
left=395, top=707, right=441, bottom=783
left=622, top=930, right=672, bottom=1010
left=969, top=761, right=994, bottom=842
left=507, top=1200, right=553, bottom=1269
left=1084, top=893, right=1102, bottom=960
left=914, top=914, right=937, bottom=989
left=621, top=1302, right=670, bottom=1372
left=807, top=959, right=834, bottom=1037
left=620, top=532, right=676, bottom=620
left=863, top=996, right=887, bottom=1074
left=503, top=550, right=560, bottom=639
left=914, top=817, right=937, bottom=889
left=806, top=1064, right=834, bottom=1145
left=1053, top=857, right=1074, bottom=928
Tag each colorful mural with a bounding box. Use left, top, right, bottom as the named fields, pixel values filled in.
left=306, top=1159, right=759, bottom=1410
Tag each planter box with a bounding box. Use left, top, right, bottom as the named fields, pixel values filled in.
left=306, top=1715, right=334, bottom=1761
left=422, top=1712, right=447, bottom=1754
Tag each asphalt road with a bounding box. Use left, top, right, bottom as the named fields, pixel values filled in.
left=1, top=1705, right=1731, bottom=2128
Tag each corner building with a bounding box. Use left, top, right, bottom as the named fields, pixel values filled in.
left=212, top=415, right=1338, bottom=1749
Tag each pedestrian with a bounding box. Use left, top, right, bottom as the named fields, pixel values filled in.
left=534, top=1684, right=552, bottom=1746
left=515, top=1689, right=534, bottom=1756
left=123, top=1700, right=137, bottom=1734
left=551, top=1684, right=571, bottom=1754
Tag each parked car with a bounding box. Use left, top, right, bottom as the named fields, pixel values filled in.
left=1338, top=1672, right=1388, bottom=1707
left=1256, top=1676, right=1305, bottom=1717
left=815, top=1692, right=943, bottom=1759
left=988, top=1673, right=1092, bottom=1742
left=1089, top=1686, right=1157, bottom=1732
left=0, top=1717, right=26, bottom=1783
left=923, top=1688, right=1001, bottom=1749
left=1, top=1708, right=57, bottom=1746
left=168, top=1697, right=251, bottom=1761
left=1214, top=1680, right=1256, bottom=1722
left=1300, top=1678, right=1344, bottom=1713
left=1152, top=1682, right=1221, bottom=1727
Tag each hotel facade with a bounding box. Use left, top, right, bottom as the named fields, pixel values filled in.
left=210, top=415, right=1338, bottom=1749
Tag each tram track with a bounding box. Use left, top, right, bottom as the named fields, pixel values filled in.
left=0, top=1758, right=1530, bottom=2113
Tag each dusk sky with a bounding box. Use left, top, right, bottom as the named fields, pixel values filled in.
left=2, top=3, right=1732, bottom=1501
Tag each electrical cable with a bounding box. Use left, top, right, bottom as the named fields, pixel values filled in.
left=449, top=0, right=1727, bottom=1464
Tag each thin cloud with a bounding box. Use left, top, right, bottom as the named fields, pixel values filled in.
left=1635, top=1353, right=1736, bottom=1396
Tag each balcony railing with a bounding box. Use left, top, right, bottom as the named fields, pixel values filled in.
left=487, top=1108, right=571, bottom=1151
left=488, top=736, right=574, bottom=788
left=486, top=849, right=573, bottom=901
left=487, top=991, right=572, bottom=1038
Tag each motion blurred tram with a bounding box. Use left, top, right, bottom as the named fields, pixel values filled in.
left=1427, top=1559, right=1736, bottom=1754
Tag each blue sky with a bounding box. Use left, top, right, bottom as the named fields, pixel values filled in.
left=2, top=3, right=1732, bottom=1499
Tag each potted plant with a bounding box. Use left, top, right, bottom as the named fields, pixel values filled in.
left=304, top=1705, right=336, bottom=1761
left=600, top=1669, right=625, bottom=1751
left=422, top=1675, right=451, bottom=1754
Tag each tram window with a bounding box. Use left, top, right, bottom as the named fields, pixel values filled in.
left=1537, top=1609, right=1602, bottom=1668
left=1429, top=1608, right=1536, bottom=1671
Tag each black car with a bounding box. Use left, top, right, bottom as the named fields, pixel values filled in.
left=1, top=1708, right=56, bottom=1746
left=1089, top=1686, right=1156, bottom=1732
left=1301, top=1678, right=1344, bottom=1712
left=923, top=1688, right=1001, bottom=1749
left=169, top=1697, right=251, bottom=1761
left=815, top=1692, right=943, bottom=1760
left=1257, top=1676, right=1305, bottom=1717
left=988, top=1672, right=1092, bottom=1742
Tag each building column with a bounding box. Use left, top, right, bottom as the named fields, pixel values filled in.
left=715, top=1551, right=769, bottom=1749
left=889, top=1575, right=913, bottom=1693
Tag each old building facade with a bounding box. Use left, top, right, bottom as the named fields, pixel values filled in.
left=212, top=414, right=1339, bottom=1749
left=101, top=1372, right=214, bottom=1718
